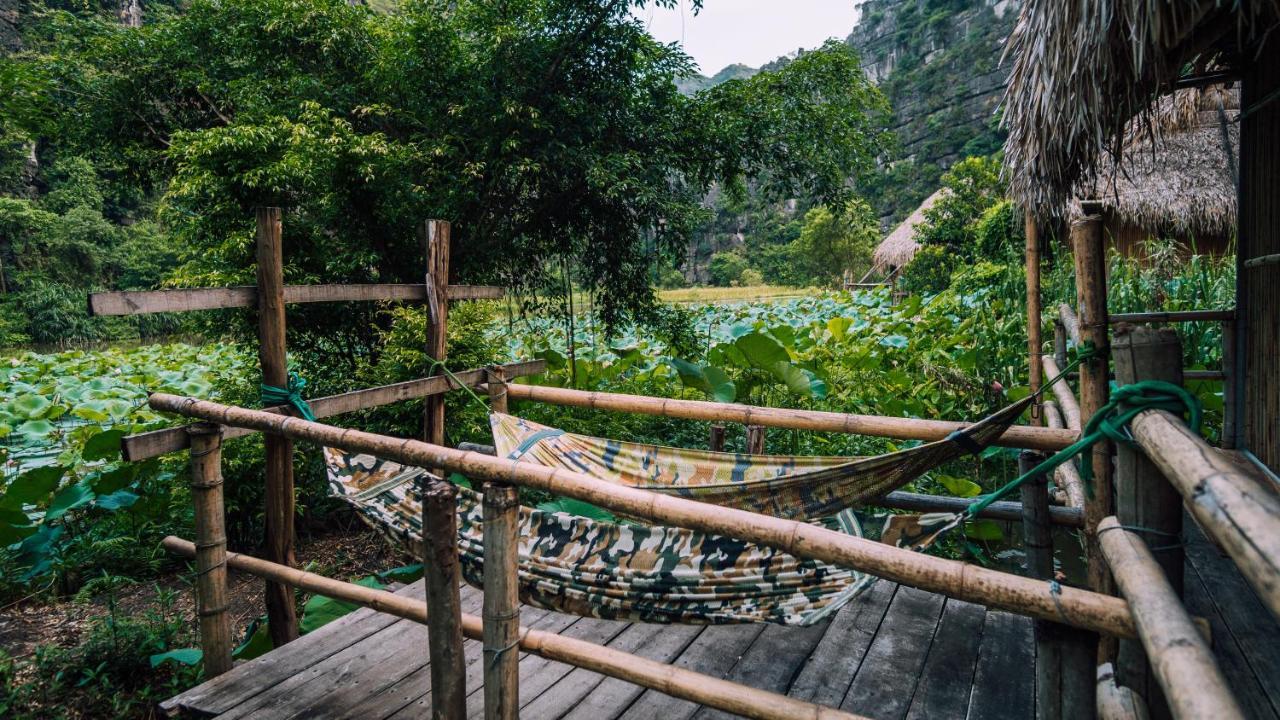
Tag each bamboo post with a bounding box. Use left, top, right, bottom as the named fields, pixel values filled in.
left=1072, top=209, right=1114, bottom=606
left=709, top=423, right=726, bottom=452
left=745, top=425, right=766, bottom=454
left=148, top=393, right=1141, bottom=639
left=1026, top=210, right=1043, bottom=425
left=487, top=366, right=508, bottom=415
left=483, top=482, right=520, bottom=720
left=1023, top=452, right=1097, bottom=720
left=1042, top=401, right=1087, bottom=509
left=422, top=477, right=466, bottom=719
left=1220, top=319, right=1237, bottom=449
left=1096, top=664, right=1150, bottom=720
left=161, top=537, right=869, bottom=720
left=423, top=220, right=451, bottom=447
left=188, top=424, right=233, bottom=678
left=254, top=206, right=299, bottom=645
left=1041, top=354, right=1082, bottom=432
left=1098, top=517, right=1245, bottom=720
left=1054, top=320, right=1069, bottom=369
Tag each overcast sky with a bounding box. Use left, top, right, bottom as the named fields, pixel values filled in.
left=633, top=1, right=862, bottom=75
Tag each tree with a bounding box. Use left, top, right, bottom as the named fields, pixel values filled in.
left=793, top=198, right=879, bottom=286
left=3, top=0, right=890, bottom=350
left=913, top=155, right=1003, bottom=255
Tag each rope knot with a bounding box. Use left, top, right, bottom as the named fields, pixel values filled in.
left=261, top=371, right=316, bottom=422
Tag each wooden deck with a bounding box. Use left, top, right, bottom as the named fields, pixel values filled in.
left=163, top=521, right=1279, bottom=720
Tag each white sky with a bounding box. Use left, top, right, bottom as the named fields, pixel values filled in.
left=633, top=1, right=862, bottom=76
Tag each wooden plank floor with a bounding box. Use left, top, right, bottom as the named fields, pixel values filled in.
left=162, top=522, right=1280, bottom=719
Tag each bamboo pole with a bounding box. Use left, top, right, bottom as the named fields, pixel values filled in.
left=1042, top=401, right=1087, bottom=508
left=1127, top=408, right=1280, bottom=621
left=423, top=220, right=450, bottom=448
left=1023, top=452, right=1097, bottom=720
left=487, top=366, right=508, bottom=415
left=1098, top=517, right=1245, bottom=720
left=254, top=206, right=299, bottom=645
left=1026, top=211, right=1044, bottom=425
left=746, top=425, right=766, bottom=454
left=161, top=537, right=865, bottom=720
left=1096, top=664, right=1150, bottom=720
left=709, top=423, right=726, bottom=452
left=1059, top=303, right=1082, bottom=346
left=148, top=394, right=1139, bottom=638
left=422, top=478, right=466, bottom=719
left=1220, top=319, right=1237, bottom=449
left=1054, top=320, right=1069, bottom=369
left=483, top=483, right=520, bottom=720
left=1072, top=211, right=1114, bottom=606
left=1041, top=355, right=1082, bottom=432
left=188, top=424, right=233, bottom=678
left=502, top=384, right=1076, bottom=452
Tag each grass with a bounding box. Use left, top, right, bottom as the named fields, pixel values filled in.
left=656, top=285, right=821, bottom=304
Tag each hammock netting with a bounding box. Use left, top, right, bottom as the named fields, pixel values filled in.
left=324, top=397, right=1031, bottom=626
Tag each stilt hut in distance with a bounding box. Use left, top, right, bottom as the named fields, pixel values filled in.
left=1004, top=0, right=1280, bottom=474
left=1072, top=85, right=1239, bottom=257
left=871, top=188, right=949, bottom=277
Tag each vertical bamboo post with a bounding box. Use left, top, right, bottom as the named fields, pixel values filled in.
left=1020, top=451, right=1053, bottom=580
left=487, top=366, right=508, bottom=415
left=1026, top=210, right=1043, bottom=425
left=746, top=425, right=766, bottom=454
left=1072, top=208, right=1114, bottom=606
left=422, top=478, right=466, bottom=720
left=255, top=206, right=299, bottom=646
left=1113, top=324, right=1184, bottom=720
left=189, top=424, right=233, bottom=678
left=1054, top=320, right=1068, bottom=369
left=709, top=423, right=726, bottom=452
left=483, top=482, right=520, bottom=720
left=1220, top=319, right=1237, bottom=449
left=423, top=220, right=451, bottom=447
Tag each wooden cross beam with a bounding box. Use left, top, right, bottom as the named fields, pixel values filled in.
left=88, top=283, right=503, bottom=316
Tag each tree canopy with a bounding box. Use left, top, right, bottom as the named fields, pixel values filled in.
left=2, top=0, right=890, bottom=346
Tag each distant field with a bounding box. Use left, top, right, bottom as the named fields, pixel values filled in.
left=656, top=285, right=820, bottom=304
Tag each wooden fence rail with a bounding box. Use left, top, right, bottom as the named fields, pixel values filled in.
left=148, top=392, right=1138, bottom=638
left=500, top=384, right=1077, bottom=452
left=89, top=283, right=503, bottom=316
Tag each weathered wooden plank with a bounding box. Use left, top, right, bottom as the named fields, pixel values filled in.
left=905, top=600, right=987, bottom=720
left=556, top=624, right=706, bottom=720
left=841, top=585, right=945, bottom=719
left=124, top=360, right=545, bottom=461
left=788, top=579, right=896, bottom=708
left=89, top=283, right=503, bottom=316
left=522, top=622, right=699, bottom=718
left=464, top=616, right=631, bottom=720
left=1110, top=309, right=1234, bottom=323
left=1184, top=530, right=1280, bottom=718
left=964, top=612, right=1035, bottom=720
left=617, top=623, right=767, bottom=720
left=690, top=618, right=832, bottom=720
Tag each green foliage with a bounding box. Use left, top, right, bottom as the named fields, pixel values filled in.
left=793, top=198, right=879, bottom=286
left=707, top=251, right=748, bottom=287
left=914, top=156, right=1004, bottom=254
left=898, top=245, right=952, bottom=295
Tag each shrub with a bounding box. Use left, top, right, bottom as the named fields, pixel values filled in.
left=739, top=268, right=764, bottom=286
left=898, top=244, right=952, bottom=294
left=708, top=251, right=748, bottom=286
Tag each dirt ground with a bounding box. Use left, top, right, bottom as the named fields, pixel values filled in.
left=0, top=526, right=411, bottom=663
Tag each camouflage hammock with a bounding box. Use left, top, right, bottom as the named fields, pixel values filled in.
left=490, top=396, right=1033, bottom=521
left=325, top=448, right=874, bottom=626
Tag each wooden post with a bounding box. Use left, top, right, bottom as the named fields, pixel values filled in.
left=1026, top=210, right=1043, bottom=424
left=487, top=366, right=508, bottom=415
left=189, top=424, right=233, bottom=678
left=1098, top=517, right=1245, bottom=720
left=255, top=206, right=299, bottom=646
left=745, top=425, right=766, bottom=454
left=422, top=478, right=466, bottom=720
left=1023, top=452, right=1097, bottom=720
left=423, top=220, right=451, bottom=447
left=1220, top=319, right=1237, bottom=449
left=1054, top=320, right=1069, bottom=369
left=1072, top=209, right=1114, bottom=607
left=483, top=483, right=520, bottom=720
left=709, top=423, right=726, bottom=452
left=1112, top=325, right=1184, bottom=720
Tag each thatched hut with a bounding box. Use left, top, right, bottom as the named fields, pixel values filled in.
left=1003, top=0, right=1280, bottom=474
left=871, top=188, right=949, bottom=274
left=1072, top=85, right=1239, bottom=256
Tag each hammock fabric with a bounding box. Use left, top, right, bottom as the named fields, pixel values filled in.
left=325, top=448, right=874, bottom=626
left=490, top=396, right=1033, bottom=521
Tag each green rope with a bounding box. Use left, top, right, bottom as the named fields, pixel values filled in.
left=261, top=372, right=316, bottom=422
left=427, top=358, right=491, bottom=414
left=965, top=380, right=1201, bottom=519
left=1034, top=341, right=1098, bottom=400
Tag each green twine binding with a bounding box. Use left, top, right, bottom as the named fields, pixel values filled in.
left=261, top=372, right=317, bottom=422
left=964, top=379, right=1202, bottom=519
left=427, top=358, right=491, bottom=414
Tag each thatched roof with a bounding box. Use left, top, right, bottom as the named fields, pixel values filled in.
left=872, top=188, right=949, bottom=270
left=1074, top=85, right=1239, bottom=238
left=1002, top=0, right=1279, bottom=215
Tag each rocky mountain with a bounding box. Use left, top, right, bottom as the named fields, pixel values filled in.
left=848, top=0, right=1019, bottom=223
